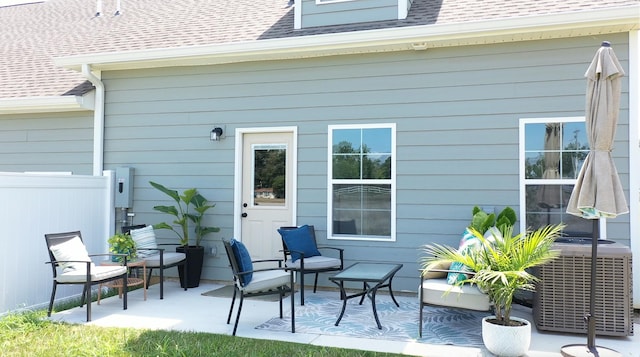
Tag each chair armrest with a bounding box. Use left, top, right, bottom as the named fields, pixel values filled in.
left=317, top=246, right=343, bottom=252
left=89, top=252, right=128, bottom=261
left=47, top=259, right=95, bottom=265
left=420, top=268, right=476, bottom=275
left=137, top=247, right=166, bottom=253
left=237, top=266, right=289, bottom=276
left=419, top=268, right=476, bottom=284
left=285, top=248, right=304, bottom=255
left=252, top=258, right=284, bottom=268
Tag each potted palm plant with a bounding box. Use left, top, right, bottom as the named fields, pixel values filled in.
left=150, top=181, right=220, bottom=287
left=421, top=209, right=563, bottom=357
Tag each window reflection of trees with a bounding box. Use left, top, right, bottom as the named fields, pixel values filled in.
left=253, top=148, right=286, bottom=206
left=524, top=123, right=589, bottom=181
left=523, top=120, right=591, bottom=236
left=332, top=141, right=391, bottom=180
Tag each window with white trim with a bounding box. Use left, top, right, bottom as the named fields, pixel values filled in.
left=520, top=117, right=593, bottom=237
left=328, top=124, right=395, bottom=241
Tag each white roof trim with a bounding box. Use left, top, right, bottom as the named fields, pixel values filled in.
left=54, top=5, right=639, bottom=72
left=0, top=93, right=94, bottom=115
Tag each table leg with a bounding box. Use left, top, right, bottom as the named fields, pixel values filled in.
left=358, top=282, right=367, bottom=305
left=387, top=276, right=400, bottom=307
left=370, top=285, right=382, bottom=329
left=333, top=281, right=347, bottom=326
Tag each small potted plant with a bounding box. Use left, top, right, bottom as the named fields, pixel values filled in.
left=421, top=208, right=564, bottom=357
left=108, top=232, right=137, bottom=262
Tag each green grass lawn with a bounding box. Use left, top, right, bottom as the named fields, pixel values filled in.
left=1, top=309, right=404, bottom=357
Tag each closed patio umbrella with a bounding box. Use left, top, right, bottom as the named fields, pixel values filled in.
left=562, top=41, right=628, bottom=357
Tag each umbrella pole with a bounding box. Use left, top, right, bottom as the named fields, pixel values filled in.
left=586, top=218, right=598, bottom=348
left=560, top=219, right=620, bottom=357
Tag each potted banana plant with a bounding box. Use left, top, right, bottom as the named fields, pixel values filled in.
left=150, top=181, right=220, bottom=288
left=421, top=207, right=563, bottom=357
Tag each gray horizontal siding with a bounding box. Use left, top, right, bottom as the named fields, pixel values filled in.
left=97, top=33, right=632, bottom=291
left=0, top=112, right=93, bottom=174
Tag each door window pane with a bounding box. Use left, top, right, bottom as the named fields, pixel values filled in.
left=252, top=144, right=286, bottom=207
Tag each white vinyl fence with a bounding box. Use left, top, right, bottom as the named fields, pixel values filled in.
left=0, top=171, right=114, bottom=315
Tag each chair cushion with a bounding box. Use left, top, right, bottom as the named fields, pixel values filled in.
left=130, top=226, right=158, bottom=258
left=142, top=252, right=186, bottom=268
left=285, top=255, right=341, bottom=270
left=420, top=278, right=491, bottom=311
left=277, top=225, right=321, bottom=263
left=242, top=269, right=290, bottom=294
left=56, top=265, right=127, bottom=283
left=49, top=235, right=92, bottom=273
left=230, top=239, right=253, bottom=286
left=447, top=228, right=480, bottom=284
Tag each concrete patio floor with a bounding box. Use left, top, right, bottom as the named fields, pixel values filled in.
left=49, top=280, right=640, bottom=357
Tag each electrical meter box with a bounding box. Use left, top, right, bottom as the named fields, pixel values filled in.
left=115, top=167, right=134, bottom=208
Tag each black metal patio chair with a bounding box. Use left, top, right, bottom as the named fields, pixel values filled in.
left=222, top=238, right=295, bottom=336
left=45, top=231, right=128, bottom=322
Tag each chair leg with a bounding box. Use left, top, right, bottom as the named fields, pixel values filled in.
left=227, top=287, right=237, bottom=324
left=160, top=267, right=164, bottom=299
left=313, top=273, right=319, bottom=293
left=290, top=273, right=295, bottom=333
left=299, top=271, right=305, bottom=305
left=85, top=281, right=92, bottom=322
left=47, top=283, right=57, bottom=317
left=146, top=268, right=153, bottom=289
left=232, top=295, right=244, bottom=336
left=419, top=300, right=423, bottom=338
left=183, top=261, right=188, bottom=291
left=80, top=286, right=87, bottom=307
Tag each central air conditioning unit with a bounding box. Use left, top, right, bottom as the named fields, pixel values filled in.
left=533, top=239, right=633, bottom=336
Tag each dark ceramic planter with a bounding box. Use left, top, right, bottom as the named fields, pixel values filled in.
left=176, top=245, right=205, bottom=288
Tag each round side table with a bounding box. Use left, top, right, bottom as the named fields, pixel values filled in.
left=98, top=259, right=147, bottom=304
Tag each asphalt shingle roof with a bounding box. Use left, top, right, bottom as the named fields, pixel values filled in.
left=1, top=0, right=638, bottom=99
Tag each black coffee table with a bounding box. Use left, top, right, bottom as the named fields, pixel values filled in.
left=329, top=262, right=403, bottom=329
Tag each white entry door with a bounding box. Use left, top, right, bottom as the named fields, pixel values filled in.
left=239, top=130, right=296, bottom=261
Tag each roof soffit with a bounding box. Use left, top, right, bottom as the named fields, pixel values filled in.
left=54, top=5, right=640, bottom=72
left=0, top=93, right=94, bottom=115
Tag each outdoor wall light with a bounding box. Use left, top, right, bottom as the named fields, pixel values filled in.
left=210, top=127, right=224, bottom=141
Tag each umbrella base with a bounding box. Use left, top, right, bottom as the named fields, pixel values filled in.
left=561, top=344, right=621, bottom=357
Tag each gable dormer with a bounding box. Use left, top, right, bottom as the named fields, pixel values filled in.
left=294, top=0, right=413, bottom=29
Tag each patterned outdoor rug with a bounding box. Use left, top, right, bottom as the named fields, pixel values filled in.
left=254, top=293, right=486, bottom=347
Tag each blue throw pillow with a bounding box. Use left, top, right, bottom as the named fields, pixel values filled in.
left=277, top=225, right=321, bottom=263
left=230, top=239, right=253, bottom=286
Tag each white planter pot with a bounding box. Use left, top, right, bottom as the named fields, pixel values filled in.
left=482, top=316, right=531, bottom=357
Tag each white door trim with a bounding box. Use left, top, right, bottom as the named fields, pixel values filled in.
left=233, top=126, right=298, bottom=241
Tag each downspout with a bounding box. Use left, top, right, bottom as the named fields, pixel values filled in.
left=81, top=64, right=105, bottom=176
